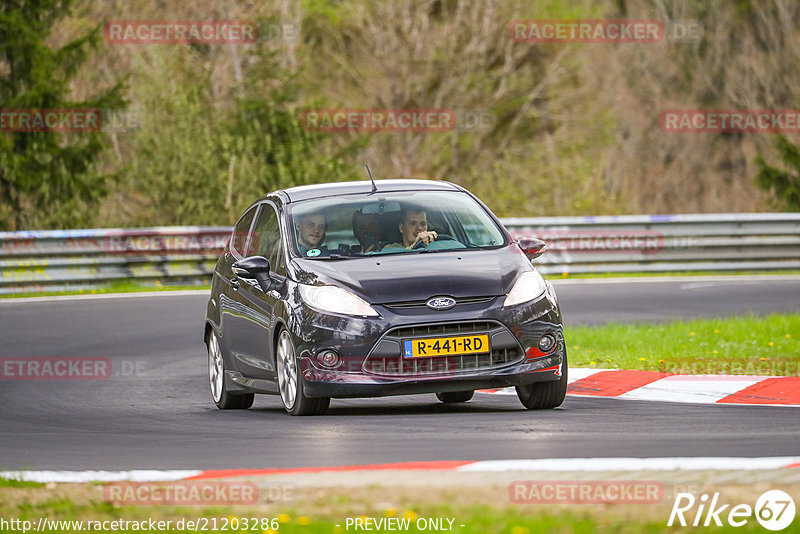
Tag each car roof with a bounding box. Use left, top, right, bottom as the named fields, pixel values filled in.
left=275, top=179, right=463, bottom=203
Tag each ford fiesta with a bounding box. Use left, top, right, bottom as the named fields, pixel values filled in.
left=204, top=180, right=566, bottom=415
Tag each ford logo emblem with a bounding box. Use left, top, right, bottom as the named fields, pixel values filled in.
left=426, top=297, right=456, bottom=311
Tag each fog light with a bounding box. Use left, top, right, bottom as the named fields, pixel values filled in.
left=538, top=334, right=556, bottom=353
left=316, top=350, right=340, bottom=368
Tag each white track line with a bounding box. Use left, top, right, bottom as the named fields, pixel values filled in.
left=550, top=275, right=800, bottom=285
left=619, top=375, right=767, bottom=404
left=457, top=457, right=800, bottom=472
left=0, top=290, right=209, bottom=304
left=5, top=457, right=800, bottom=483
left=568, top=368, right=605, bottom=383
left=0, top=470, right=202, bottom=483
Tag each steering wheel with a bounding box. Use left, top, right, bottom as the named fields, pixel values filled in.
left=412, top=233, right=455, bottom=249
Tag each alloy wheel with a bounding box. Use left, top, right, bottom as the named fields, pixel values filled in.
left=277, top=330, right=298, bottom=409
left=208, top=331, right=224, bottom=403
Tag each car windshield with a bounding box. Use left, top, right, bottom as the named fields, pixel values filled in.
left=288, top=190, right=507, bottom=258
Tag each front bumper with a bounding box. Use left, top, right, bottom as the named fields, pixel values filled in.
left=292, top=289, right=564, bottom=398
left=301, top=352, right=564, bottom=398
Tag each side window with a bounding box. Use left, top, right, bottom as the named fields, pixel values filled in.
left=248, top=204, right=285, bottom=276
left=231, top=207, right=257, bottom=256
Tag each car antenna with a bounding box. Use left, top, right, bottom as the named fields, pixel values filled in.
left=365, top=164, right=378, bottom=193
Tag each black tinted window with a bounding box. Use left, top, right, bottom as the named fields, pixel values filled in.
left=248, top=204, right=284, bottom=274
left=230, top=207, right=256, bottom=255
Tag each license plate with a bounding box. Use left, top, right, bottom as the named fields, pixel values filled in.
left=402, top=334, right=490, bottom=358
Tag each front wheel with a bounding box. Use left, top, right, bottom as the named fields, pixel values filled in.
left=276, top=329, right=330, bottom=416
left=208, top=330, right=254, bottom=410
left=516, top=352, right=568, bottom=410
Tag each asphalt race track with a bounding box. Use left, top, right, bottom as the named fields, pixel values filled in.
left=1, top=276, right=799, bottom=471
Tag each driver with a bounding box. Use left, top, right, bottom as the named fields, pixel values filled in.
left=295, top=212, right=327, bottom=256
left=384, top=205, right=437, bottom=249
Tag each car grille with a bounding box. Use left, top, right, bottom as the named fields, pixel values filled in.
left=363, top=320, right=523, bottom=377
left=391, top=320, right=496, bottom=338
left=383, top=296, right=495, bottom=310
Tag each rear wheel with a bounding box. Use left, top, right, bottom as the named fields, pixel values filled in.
left=436, top=391, right=474, bottom=403
left=276, top=329, right=330, bottom=416
left=208, top=330, right=254, bottom=410
left=516, top=352, right=568, bottom=410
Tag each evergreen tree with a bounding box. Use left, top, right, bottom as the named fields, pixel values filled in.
left=755, top=136, right=800, bottom=211
left=0, top=0, right=124, bottom=230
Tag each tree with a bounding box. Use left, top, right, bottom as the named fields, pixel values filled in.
left=756, top=136, right=800, bottom=210
left=102, top=29, right=356, bottom=228
left=0, top=0, right=124, bottom=230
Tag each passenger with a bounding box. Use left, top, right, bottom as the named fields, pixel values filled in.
left=295, top=212, right=327, bottom=256
left=383, top=205, right=437, bottom=250
left=352, top=209, right=382, bottom=253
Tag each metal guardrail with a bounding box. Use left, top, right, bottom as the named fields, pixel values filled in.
left=0, top=213, right=799, bottom=294
left=506, top=212, right=800, bottom=275
left=0, top=227, right=231, bottom=295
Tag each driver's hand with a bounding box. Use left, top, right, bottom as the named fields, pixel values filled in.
left=412, top=230, right=438, bottom=247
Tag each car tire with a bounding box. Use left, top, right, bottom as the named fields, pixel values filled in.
left=276, top=328, right=330, bottom=416
left=436, top=391, right=474, bottom=403
left=515, top=351, right=568, bottom=410
left=208, top=330, right=254, bottom=410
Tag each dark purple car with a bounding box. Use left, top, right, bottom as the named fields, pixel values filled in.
left=204, top=180, right=566, bottom=415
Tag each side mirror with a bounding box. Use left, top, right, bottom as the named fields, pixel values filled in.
left=517, top=238, right=546, bottom=260
left=232, top=256, right=273, bottom=293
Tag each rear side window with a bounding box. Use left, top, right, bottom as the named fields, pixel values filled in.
left=230, top=207, right=256, bottom=255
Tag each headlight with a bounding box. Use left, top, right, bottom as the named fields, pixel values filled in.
left=298, top=284, right=380, bottom=317
left=503, top=270, right=547, bottom=307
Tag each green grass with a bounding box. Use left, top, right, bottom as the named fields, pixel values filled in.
left=0, top=476, right=43, bottom=488
left=566, top=313, right=800, bottom=376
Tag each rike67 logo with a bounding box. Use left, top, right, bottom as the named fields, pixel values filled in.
left=668, top=490, right=795, bottom=531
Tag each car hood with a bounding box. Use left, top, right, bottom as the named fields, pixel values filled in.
left=290, top=245, right=531, bottom=304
